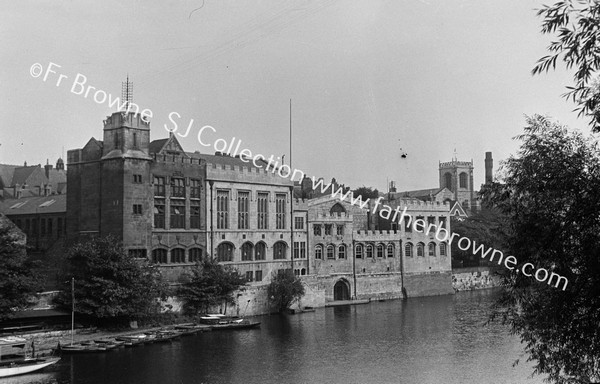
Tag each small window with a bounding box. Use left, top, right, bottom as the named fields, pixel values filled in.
left=355, top=244, right=363, bottom=259
left=133, top=204, right=142, bottom=214
left=255, top=242, right=266, bottom=260
left=294, top=217, right=304, bottom=230
left=152, top=249, right=168, bottom=264
left=241, top=242, right=253, bottom=261
left=336, top=225, right=344, bottom=235
left=293, top=242, right=300, bottom=259
left=417, top=243, right=424, bottom=257
left=315, top=245, right=323, bottom=259
left=245, top=271, right=253, bottom=282
left=300, top=268, right=306, bottom=276
left=154, top=176, right=166, bottom=196
left=300, top=242, right=306, bottom=258
left=129, top=249, right=147, bottom=259
left=387, top=244, right=394, bottom=258
left=325, top=224, right=332, bottom=236
left=428, top=242, right=436, bottom=257
left=440, top=242, right=447, bottom=256
left=405, top=243, right=413, bottom=257
left=338, top=244, right=346, bottom=259
left=366, top=245, right=373, bottom=258
left=459, top=172, right=468, bottom=188
left=326, top=245, right=335, bottom=259
left=273, top=241, right=287, bottom=260
left=404, top=217, right=412, bottom=232
left=171, top=178, right=185, bottom=198
left=255, top=270, right=263, bottom=282
left=133, top=174, right=142, bottom=184
left=217, top=243, right=234, bottom=262
left=377, top=244, right=384, bottom=258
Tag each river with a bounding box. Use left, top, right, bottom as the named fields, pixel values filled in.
left=4, top=289, right=545, bottom=384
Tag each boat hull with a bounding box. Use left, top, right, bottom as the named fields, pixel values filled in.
left=0, top=357, right=60, bottom=378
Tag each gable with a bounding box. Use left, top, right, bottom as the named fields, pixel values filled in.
left=449, top=201, right=468, bottom=217
left=152, top=135, right=188, bottom=157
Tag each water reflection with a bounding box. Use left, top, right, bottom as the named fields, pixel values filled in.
left=13, top=289, right=543, bottom=384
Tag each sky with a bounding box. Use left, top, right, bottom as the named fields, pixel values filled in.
left=0, top=0, right=589, bottom=192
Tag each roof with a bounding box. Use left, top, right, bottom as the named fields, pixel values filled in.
left=390, top=188, right=446, bottom=201
left=149, top=138, right=169, bottom=154
left=189, top=152, right=265, bottom=170
left=0, top=194, right=66, bottom=216
left=0, top=164, right=17, bottom=187
left=11, top=166, right=39, bottom=186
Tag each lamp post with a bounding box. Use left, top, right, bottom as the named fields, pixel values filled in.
left=71, top=277, right=74, bottom=345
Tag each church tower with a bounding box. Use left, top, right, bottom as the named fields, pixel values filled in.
left=439, top=156, right=475, bottom=212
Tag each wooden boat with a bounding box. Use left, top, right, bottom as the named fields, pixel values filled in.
left=208, top=318, right=261, bottom=330
left=174, top=324, right=211, bottom=334
left=93, top=339, right=125, bottom=348
left=144, top=330, right=182, bottom=342
left=0, top=357, right=60, bottom=378
left=60, top=344, right=107, bottom=354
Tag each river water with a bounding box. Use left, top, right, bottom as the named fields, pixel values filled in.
left=5, top=289, right=545, bottom=384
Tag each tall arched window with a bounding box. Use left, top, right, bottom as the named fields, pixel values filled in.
left=417, top=242, right=425, bottom=257
left=255, top=242, right=266, bottom=260
left=387, top=244, right=394, bottom=258
left=241, top=242, right=254, bottom=261
left=273, top=241, right=287, bottom=259
left=444, top=172, right=452, bottom=191
left=217, top=243, right=234, bottom=262
left=405, top=243, right=413, bottom=257
left=459, top=172, right=468, bottom=188
left=326, top=245, right=335, bottom=259
left=315, top=244, right=323, bottom=259
left=171, top=248, right=185, bottom=263
left=428, top=242, right=436, bottom=256
left=440, top=242, right=447, bottom=257
left=366, top=244, right=374, bottom=258
left=377, top=244, right=384, bottom=258
left=355, top=244, right=363, bottom=259
left=189, top=248, right=203, bottom=263
left=338, top=244, right=346, bottom=259
left=152, top=249, right=168, bottom=264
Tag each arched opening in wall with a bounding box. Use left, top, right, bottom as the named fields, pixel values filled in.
left=330, top=203, right=346, bottom=216
left=333, top=279, right=351, bottom=301
left=444, top=172, right=452, bottom=191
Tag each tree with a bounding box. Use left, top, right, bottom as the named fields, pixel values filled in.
left=450, top=207, right=508, bottom=268
left=268, top=270, right=305, bottom=313
left=485, top=115, right=600, bottom=384
left=533, top=0, right=600, bottom=132
left=56, top=235, right=167, bottom=321
left=0, top=218, right=41, bottom=321
left=177, top=258, right=246, bottom=315
left=353, top=186, right=380, bottom=200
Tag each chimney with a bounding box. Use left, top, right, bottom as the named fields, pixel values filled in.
left=485, top=152, right=493, bottom=184
left=44, top=159, right=53, bottom=179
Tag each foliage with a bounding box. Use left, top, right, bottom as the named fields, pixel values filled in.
left=0, top=221, right=42, bottom=321
left=352, top=186, right=380, bottom=200
left=177, top=258, right=246, bottom=315
left=533, top=0, right=600, bottom=131
left=56, top=235, right=167, bottom=320
left=484, top=115, right=600, bottom=384
left=268, top=270, right=305, bottom=313
left=450, top=207, right=508, bottom=267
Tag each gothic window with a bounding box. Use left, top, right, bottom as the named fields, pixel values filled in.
left=152, top=249, right=168, bottom=264
left=417, top=242, right=425, bottom=257
left=336, top=225, right=344, bottom=235
left=338, top=244, right=346, bottom=259
left=326, top=245, right=335, bottom=259
left=324, top=224, right=332, bottom=235
left=387, top=244, right=394, bottom=258
left=459, top=172, right=468, bottom=189
left=314, top=224, right=322, bottom=236
left=444, top=172, right=452, bottom=191
left=255, top=242, right=266, bottom=260
left=440, top=242, right=447, bottom=257
left=216, top=243, right=234, bottom=262
left=241, top=242, right=253, bottom=261
left=273, top=241, right=287, bottom=259
left=315, top=244, right=323, bottom=259
left=355, top=244, right=363, bottom=258
left=257, top=193, right=268, bottom=229
left=377, top=244, right=384, bottom=258
left=171, top=248, right=185, bottom=263
left=428, top=242, right=436, bottom=256
left=276, top=194, right=286, bottom=229
left=217, top=190, right=229, bottom=229
left=330, top=203, right=346, bottom=216
left=238, top=191, right=250, bottom=229
left=189, top=248, right=203, bottom=263
left=405, top=243, right=413, bottom=257
left=366, top=244, right=373, bottom=258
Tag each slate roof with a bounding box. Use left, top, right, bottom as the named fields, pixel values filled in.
left=0, top=194, right=66, bottom=216
left=149, top=139, right=168, bottom=154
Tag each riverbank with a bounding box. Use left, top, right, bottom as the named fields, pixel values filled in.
left=452, top=267, right=503, bottom=291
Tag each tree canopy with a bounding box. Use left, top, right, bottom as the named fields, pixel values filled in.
left=0, top=219, right=41, bottom=321
left=352, top=186, right=380, bottom=200
left=268, top=270, right=305, bottom=313
left=485, top=115, right=600, bottom=384
left=177, top=258, right=246, bottom=315
left=57, top=235, right=167, bottom=320
left=533, top=0, right=600, bottom=131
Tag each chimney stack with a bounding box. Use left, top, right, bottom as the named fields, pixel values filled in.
left=44, top=159, right=53, bottom=179
left=485, top=152, right=493, bottom=184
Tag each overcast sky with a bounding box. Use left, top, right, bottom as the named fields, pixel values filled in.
left=1, top=0, right=587, bottom=192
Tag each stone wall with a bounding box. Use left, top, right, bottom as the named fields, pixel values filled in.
left=404, top=271, right=454, bottom=297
